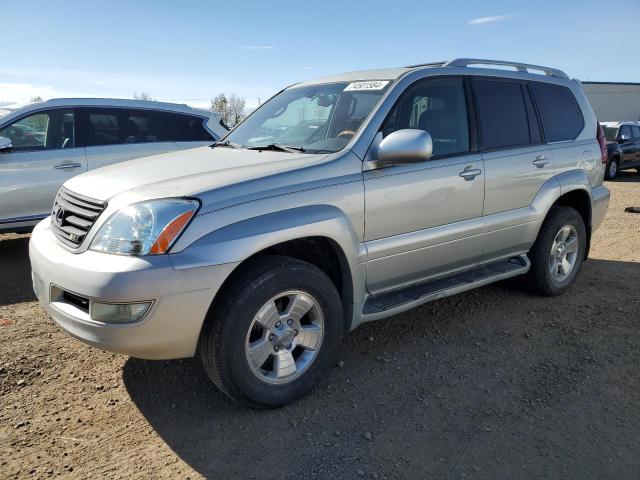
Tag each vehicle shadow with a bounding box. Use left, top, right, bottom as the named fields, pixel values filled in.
left=0, top=234, right=35, bottom=306
left=123, top=258, right=640, bottom=479
left=609, top=170, right=640, bottom=183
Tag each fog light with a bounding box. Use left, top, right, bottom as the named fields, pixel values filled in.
left=91, top=302, right=152, bottom=324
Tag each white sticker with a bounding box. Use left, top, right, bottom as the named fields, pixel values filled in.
left=343, top=80, right=390, bottom=92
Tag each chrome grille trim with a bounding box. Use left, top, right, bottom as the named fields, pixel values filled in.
left=51, top=188, right=107, bottom=248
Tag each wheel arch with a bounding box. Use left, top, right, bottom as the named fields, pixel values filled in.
left=181, top=205, right=363, bottom=335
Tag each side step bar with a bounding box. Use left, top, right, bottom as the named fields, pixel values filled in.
left=362, top=255, right=530, bottom=321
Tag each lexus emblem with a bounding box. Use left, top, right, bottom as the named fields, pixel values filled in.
left=55, top=207, right=65, bottom=226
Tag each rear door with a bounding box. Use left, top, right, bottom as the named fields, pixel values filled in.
left=472, top=77, right=554, bottom=261
left=79, top=108, right=178, bottom=171
left=0, top=108, right=86, bottom=226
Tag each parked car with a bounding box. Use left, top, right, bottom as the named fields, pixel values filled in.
left=0, top=98, right=227, bottom=232
left=600, top=121, right=640, bottom=179
left=30, top=59, right=609, bottom=408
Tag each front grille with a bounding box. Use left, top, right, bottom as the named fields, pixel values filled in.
left=51, top=188, right=106, bottom=248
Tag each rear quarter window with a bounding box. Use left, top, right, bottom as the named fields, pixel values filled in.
left=529, top=82, right=584, bottom=142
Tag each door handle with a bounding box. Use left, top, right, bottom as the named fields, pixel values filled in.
left=459, top=166, right=482, bottom=181
left=54, top=162, right=82, bottom=170
left=533, top=155, right=549, bottom=168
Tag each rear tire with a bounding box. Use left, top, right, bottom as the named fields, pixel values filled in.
left=605, top=157, right=619, bottom=180
left=198, top=255, right=343, bottom=408
left=528, top=206, right=586, bottom=296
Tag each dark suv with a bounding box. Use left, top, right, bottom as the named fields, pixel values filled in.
left=601, top=121, right=640, bottom=179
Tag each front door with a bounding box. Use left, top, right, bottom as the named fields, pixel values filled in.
left=0, top=109, right=86, bottom=227
left=363, top=77, right=485, bottom=293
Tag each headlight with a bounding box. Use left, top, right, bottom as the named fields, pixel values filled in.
left=90, top=198, right=199, bottom=256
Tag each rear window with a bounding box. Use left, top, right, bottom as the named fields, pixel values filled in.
left=529, top=82, right=584, bottom=142
left=473, top=79, right=530, bottom=150
left=166, top=113, right=212, bottom=141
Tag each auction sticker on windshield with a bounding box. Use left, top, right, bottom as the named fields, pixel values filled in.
left=344, top=81, right=390, bottom=92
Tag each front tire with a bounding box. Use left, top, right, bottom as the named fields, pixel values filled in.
left=605, top=157, right=619, bottom=180
left=198, top=255, right=343, bottom=408
left=528, top=206, right=586, bottom=296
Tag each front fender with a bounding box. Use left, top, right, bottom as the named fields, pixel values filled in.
left=170, top=204, right=365, bottom=271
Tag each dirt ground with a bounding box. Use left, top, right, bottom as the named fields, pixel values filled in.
left=1, top=173, right=639, bottom=480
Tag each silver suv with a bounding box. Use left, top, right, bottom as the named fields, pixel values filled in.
left=29, top=59, right=610, bottom=407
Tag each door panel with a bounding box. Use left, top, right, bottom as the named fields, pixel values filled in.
left=482, top=145, right=555, bottom=216
left=0, top=148, right=87, bottom=222
left=364, top=153, right=485, bottom=293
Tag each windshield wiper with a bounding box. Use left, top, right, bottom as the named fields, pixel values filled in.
left=246, top=143, right=306, bottom=153
left=210, top=140, right=243, bottom=149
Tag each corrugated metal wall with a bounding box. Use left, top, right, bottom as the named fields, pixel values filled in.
left=583, top=83, right=640, bottom=122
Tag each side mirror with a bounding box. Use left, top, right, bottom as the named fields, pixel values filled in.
left=619, top=134, right=631, bottom=143
left=377, top=129, right=433, bottom=166
left=0, top=136, right=12, bottom=152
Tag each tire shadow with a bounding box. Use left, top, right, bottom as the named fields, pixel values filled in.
left=0, top=234, right=35, bottom=306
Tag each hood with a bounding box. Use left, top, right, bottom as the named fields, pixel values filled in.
left=64, top=146, right=327, bottom=202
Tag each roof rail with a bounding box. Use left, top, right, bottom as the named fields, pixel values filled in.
left=404, top=61, right=448, bottom=69
left=443, top=58, right=569, bottom=79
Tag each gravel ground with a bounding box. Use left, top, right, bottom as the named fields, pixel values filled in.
left=1, top=174, right=639, bottom=479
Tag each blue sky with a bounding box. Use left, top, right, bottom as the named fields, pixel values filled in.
left=2, top=0, right=638, bottom=110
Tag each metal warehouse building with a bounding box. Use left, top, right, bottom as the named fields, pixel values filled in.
left=583, top=82, right=640, bottom=122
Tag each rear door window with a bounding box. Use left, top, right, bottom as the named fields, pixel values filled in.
left=631, top=125, right=640, bottom=140
left=86, top=111, right=120, bottom=146
left=472, top=78, right=530, bottom=150
left=529, top=82, right=584, bottom=142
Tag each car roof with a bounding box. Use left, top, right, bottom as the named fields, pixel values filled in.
left=294, top=67, right=412, bottom=87
left=22, top=97, right=213, bottom=115
left=601, top=121, right=640, bottom=127
left=293, top=58, right=572, bottom=88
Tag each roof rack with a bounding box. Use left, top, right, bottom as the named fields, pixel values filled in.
left=409, top=58, right=569, bottom=79
left=404, top=61, right=448, bottom=69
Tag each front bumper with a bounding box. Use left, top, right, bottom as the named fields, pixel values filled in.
left=29, top=220, right=238, bottom=359
left=591, top=185, right=610, bottom=232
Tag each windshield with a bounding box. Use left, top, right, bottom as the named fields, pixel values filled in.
left=603, top=126, right=618, bottom=141
left=223, top=81, right=391, bottom=153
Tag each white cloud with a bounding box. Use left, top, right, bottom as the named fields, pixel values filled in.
left=467, top=12, right=527, bottom=25
left=0, top=82, right=96, bottom=106
left=242, top=45, right=273, bottom=50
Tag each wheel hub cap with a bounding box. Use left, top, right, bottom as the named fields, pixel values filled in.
left=245, top=291, right=324, bottom=385
left=549, top=225, right=579, bottom=282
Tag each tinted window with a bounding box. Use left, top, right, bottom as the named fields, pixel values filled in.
left=383, top=77, right=469, bottom=157
left=87, top=111, right=120, bottom=146
left=529, top=82, right=583, bottom=142
left=603, top=126, right=618, bottom=141
left=631, top=125, right=640, bottom=139
left=619, top=125, right=632, bottom=140
left=473, top=79, right=530, bottom=150
left=0, top=109, right=75, bottom=151
left=167, top=113, right=213, bottom=142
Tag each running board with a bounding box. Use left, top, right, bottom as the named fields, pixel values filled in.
left=362, top=255, right=530, bottom=321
